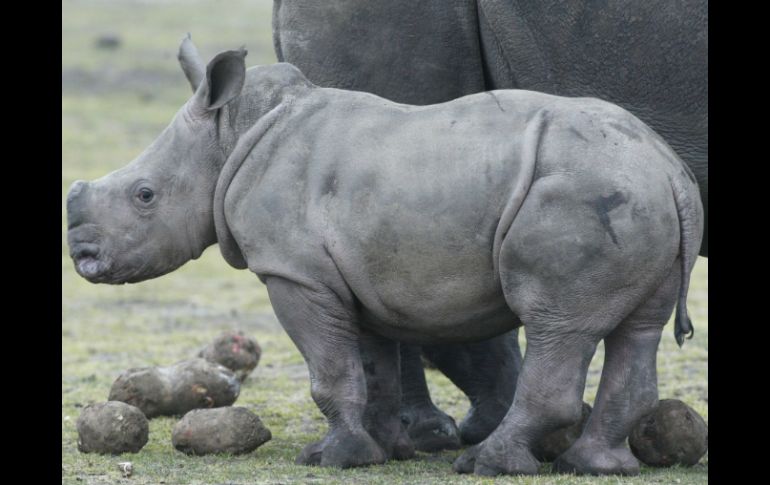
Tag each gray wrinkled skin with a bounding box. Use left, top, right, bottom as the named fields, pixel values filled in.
left=532, top=402, right=592, bottom=462
left=273, top=0, right=708, bottom=449
left=67, top=39, right=703, bottom=475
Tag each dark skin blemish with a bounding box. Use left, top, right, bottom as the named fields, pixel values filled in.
left=588, top=191, right=628, bottom=246
left=321, top=172, right=337, bottom=196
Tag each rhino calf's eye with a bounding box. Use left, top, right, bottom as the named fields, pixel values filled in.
left=137, top=188, right=154, bottom=203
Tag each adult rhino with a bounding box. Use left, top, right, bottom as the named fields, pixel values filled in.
left=67, top=40, right=702, bottom=476
left=272, top=0, right=708, bottom=450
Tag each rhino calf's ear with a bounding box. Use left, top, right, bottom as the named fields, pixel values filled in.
left=192, top=48, right=248, bottom=112
left=178, top=33, right=205, bottom=92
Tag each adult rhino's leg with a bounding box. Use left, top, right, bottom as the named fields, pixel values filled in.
left=359, top=330, right=415, bottom=460
left=554, top=264, right=680, bottom=475
left=266, top=277, right=386, bottom=468
left=399, top=344, right=461, bottom=452
left=421, top=331, right=521, bottom=445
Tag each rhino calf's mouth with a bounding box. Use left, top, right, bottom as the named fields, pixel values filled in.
left=75, top=254, right=104, bottom=280
left=71, top=249, right=111, bottom=282
left=67, top=223, right=107, bottom=282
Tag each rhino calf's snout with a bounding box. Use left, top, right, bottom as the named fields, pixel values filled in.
left=68, top=179, right=88, bottom=200
left=66, top=180, right=90, bottom=229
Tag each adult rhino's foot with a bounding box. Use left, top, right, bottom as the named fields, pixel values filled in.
left=458, top=399, right=510, bottom=445
left=401, top=404, right=461, bottom=452
left=553, top=438, right=640, bottom=476
left=295, top=428, right=387, bottom=468
left=453, top=438, right=539, bottom=476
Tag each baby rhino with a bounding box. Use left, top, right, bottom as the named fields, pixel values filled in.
left=66, top=38, right=702, bottom=476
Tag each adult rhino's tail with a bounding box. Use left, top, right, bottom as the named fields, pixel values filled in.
left=670, top=169, right=704, bottom=347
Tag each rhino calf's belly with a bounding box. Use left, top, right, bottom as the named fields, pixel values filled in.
left=356, top=278, right=521, bottom=344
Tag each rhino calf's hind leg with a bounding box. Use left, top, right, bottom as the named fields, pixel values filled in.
left=454, top=171, right=677, bottom=476
left=554, top=264, right=681, bottom=476
left=266, top=277, right=386, bottom=468
left=360, top=331, right=415, bottom=460
left=399, top=344, right=462, bottom=451
left=454, top=325, right=602, bottom=476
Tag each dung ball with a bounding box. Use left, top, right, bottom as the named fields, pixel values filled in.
left=172, top=407, right=272, bottom=455
left=76, top=401, right=149, bottom=454
left=109, top=358, right=240, bottom=418
left=198, top=330, right=261, bottom=382
left=629, top=399, right=708, bottom=467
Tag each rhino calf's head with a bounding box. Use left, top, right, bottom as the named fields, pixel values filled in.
left=66, top=36, right=249, bottom=284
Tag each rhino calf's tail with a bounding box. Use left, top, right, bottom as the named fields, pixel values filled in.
left=670, top=170, right=704, bottom=347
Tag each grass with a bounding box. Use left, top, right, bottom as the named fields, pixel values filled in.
left=62, top=1, right=708, bottom=483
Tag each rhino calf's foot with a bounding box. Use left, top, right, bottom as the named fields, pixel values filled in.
left=452, top=444, right=481, bottom=474
left=454, top=437, right=540, bottom=476
left=295, top=437, right=325, bottom=466
left=369, top=418, right=414, bottom=461
left=553, top=440, right=639, bottom=476
left=458, top=399, right=511, bottom=445
left=297, top=428, right=387, bottom=468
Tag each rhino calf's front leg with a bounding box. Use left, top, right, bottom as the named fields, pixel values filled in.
left=266, top=276, right=387, bottom=468
left=360, top=331, right=415, bottom=460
